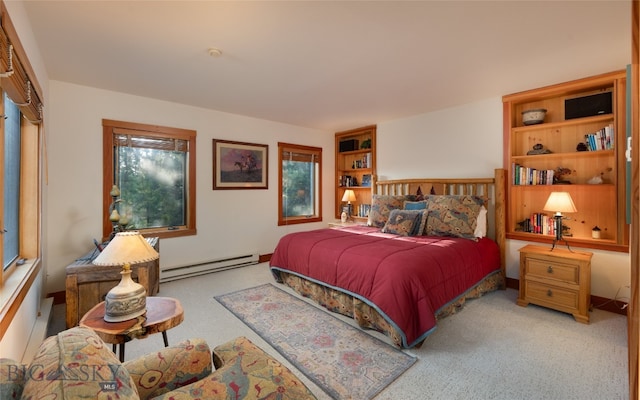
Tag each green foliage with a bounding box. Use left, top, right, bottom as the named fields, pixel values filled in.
left=282, top=160, right=314, bottom=217
left=117, top=147, right=186, bottom=229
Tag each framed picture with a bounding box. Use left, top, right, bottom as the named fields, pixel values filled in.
left=213, top=139, right=268, bottom=189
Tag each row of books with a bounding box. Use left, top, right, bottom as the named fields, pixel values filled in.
left=584, top=124, right=614, bottom=151
left=344, top=204, right=372, bottom=218
left=518, top=213, right=557, bottom=236
left=512, top=164, right=555, bottom=185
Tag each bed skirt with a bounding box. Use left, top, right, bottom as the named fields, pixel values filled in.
left=272, top=270, right=505, bottom=348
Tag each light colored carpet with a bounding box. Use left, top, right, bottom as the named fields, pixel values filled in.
left=50, top=262, right=628, bottom=399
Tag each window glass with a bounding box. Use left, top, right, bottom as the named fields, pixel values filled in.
left=3, top=93, right=20, bottom=269
left=115, top=134, right=187, bottom=229
left=278, top=143, right=322, bottom=225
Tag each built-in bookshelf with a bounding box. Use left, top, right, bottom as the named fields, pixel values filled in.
left=335, top=125, right=376, bottom=222
left=503, top=71, right=629, bottom=252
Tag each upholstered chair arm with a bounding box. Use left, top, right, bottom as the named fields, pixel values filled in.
left=150, top=336, right=317, bottom=400
left=123, top=338, right=212, bottom=400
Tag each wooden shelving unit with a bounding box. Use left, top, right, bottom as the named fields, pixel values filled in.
left=503, top=70, right=629, bottom=252
left=335, top=125, right=376, bottom=222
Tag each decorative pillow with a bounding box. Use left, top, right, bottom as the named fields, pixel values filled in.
left=404, top=200, right=427, bottom=210
left=382, top=209, right=427, bottom=237
left=424, top=195, right=484, bottom=240
left=474, top=205, right=488, bottom=238
left=367, top=195, right=407, bottom=228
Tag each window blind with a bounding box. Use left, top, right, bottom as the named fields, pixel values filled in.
left=0, top=21, right=42, bottom=123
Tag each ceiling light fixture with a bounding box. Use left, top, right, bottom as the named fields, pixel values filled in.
left=208, top=47, right=222, bottom=57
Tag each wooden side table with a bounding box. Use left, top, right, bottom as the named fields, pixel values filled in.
left=517, top=244, right=593, bottom=323
left=80, top=296, right=184, bottom=362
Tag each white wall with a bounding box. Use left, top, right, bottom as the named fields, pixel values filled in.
left=45, top=80, right=334, bottom=294
left=378, top=97, right=630, bottom=300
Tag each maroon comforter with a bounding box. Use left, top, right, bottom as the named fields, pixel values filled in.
left=269, top=225, right=501, bottom=347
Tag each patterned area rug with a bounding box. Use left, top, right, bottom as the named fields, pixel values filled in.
left=215, top=283, right=416, bottom=399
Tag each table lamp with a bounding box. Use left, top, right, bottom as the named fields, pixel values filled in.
left=341, top=189, right=356, bottom=220
left=93, top=231, right=159, bottom=322
left=543, top=191, right=577, bottom=251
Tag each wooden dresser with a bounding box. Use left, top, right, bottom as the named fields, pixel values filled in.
left=65, top=237, right=159, bottom=328
left=517, top=244, right=592, bottom=323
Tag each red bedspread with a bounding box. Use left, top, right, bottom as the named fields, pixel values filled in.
left=269, top=225, right=501, bottom=347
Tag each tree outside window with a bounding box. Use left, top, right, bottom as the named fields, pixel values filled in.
left=278, top=142, right=322, bottom=225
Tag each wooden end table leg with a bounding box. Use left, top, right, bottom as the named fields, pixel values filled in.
left=162, top=331, right=169, bottom=347
left=119, top=343, right=125, bottom=362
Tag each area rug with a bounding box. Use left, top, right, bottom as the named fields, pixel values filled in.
left=215, top=283, right=416, bottom=399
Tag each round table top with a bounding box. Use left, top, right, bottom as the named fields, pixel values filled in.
left=79, top=296, right=184, bottom=344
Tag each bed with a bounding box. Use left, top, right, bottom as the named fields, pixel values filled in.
left=270, top=169, right=506, bottom=348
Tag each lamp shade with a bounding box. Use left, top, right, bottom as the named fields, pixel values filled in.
left=93, top=232, right=159, bottom=322
left=341, top=189, right=356, bottom=203
left=93, top=231, right=159, bottom=266
left=543, top=192, right=577, bottom=214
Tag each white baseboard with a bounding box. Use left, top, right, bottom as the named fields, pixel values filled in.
left=21, top=297, right=53, bottom=364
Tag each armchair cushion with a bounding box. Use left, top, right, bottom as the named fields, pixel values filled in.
left=123, top=338, right=212, bottom=399
left=151, top=336, right=317, bottom=400
left=20, top=326, right=139, bottom=399
left=0, top=358, right=24, bottom=399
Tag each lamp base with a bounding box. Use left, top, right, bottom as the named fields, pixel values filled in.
left=550, top=215, right=573, bottom=252
left=104, top=266, right=147, bottom=322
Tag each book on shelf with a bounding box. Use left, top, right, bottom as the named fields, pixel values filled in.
left=357, top=204, right=371, bottom=218
left=511, top=163, right=554, bottom=185
left=361, top=174, right=371, bottom=187
left=584, top=123, right=614, bottom=151
left=518, top=213, right=556, bottom=236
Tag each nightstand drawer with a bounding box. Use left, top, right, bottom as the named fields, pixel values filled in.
left=526, top=258, right=579, bottom=285
left=526, top=281, right=579, bottom=310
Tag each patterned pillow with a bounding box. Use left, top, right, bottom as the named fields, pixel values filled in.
left=424, top=195, right=484, bottom=240
left=382, top=209, right=428, bottom=236
left=367, top=195, right=406, bottom=228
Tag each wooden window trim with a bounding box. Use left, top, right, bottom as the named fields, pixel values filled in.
left=102, top=119, right=197, bottom=240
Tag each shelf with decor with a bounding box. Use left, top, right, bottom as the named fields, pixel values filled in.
left=503, top=70, right=628, bottom=252
left=335, top=125, right=376, bottom=222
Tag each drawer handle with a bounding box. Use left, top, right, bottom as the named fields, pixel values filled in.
left=547, top=266, right=554, bottom=274
left=547, top=289, right=553, bottom=297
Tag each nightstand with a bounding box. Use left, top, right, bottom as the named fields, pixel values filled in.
left=517, top=244, right=593, bottom=323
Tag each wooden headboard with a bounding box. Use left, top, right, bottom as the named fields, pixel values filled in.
left=374, top=168, right=507, bottom=278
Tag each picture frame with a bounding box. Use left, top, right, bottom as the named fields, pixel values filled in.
left=213, top=139, right=268, bottom=190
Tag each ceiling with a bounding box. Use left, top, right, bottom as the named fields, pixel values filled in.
left=22, top=1, right=631, bottom=132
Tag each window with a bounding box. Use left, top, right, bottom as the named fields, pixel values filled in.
left=0, top=2, right=44, bottom=342
left=278, top=142, right=322, bottom=225
left=3, top=93, right=19, bottom=271
left=102, top=120, right=197, bottom=239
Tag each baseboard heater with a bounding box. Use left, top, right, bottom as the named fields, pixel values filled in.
left=160, top=253, right=259, bottom=283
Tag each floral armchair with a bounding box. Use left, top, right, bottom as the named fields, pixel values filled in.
left=0, top=326, right=317, bottom=399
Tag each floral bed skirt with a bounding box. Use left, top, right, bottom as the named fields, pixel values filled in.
left=273, top=270, right=505, bottom=348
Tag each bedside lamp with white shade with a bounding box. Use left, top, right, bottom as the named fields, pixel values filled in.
left=543, top=191, right=577, bottom=251
left=341, top=189, right=356, bottom=222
